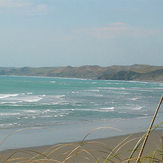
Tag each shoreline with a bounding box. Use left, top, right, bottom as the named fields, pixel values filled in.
left=0, top=130, right=162, bottom=162
left=1, top=75, right=163, bottom=84
left=0, top=64, right=163, bottom=82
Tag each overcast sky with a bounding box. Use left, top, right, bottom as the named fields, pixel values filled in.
left=0, top=0, right=163, bottom=67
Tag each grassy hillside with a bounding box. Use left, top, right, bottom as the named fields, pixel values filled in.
left=0, top=64, right=163, bottom=81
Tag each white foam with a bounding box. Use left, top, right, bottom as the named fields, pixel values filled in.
left=43, top=109, right=51, bottom=113
left=98, top=87, right=126, bottom=90
left=0, top=123, right=14, bottom=128
left=55, top=95, right=65, bottom=98
left=41, top=94, right=46, bottom=97
left=131, top=106, right=143, bottom=110
left=50, top=81, right=56, bottom=84
left=55, top=109, right=73, bottom=112
left=129, top=97, right=139, bottom=101
left=159, top=83, right=163, bottom=86
left=0, top=94, right=19, bottom=99
left=0, top=101, right=18, bottom=104
left=27, top=92, right=33, bottom=95
left=92, top=82, right=97, bottom=84
left=40, top=115, right=52, bottom=118
left=127, top=81, right=148, bottom=84
left=21, top=97, right=42, bottom=102
left=151, top=87, right=163, bottom=90
left=72, top=91, right=79, bottom=94
left=90, top=102, right=95, bottom=104
left=50, top=102, right=60, bottom=105
left=95, top=94, right=103, bottom=97
left=100, top=107, right=115, bottom=111
left=62, top=108, right=115, bottom=113
left=89, top=89, right=100, bottom=92
left=0, top=113, right=20, bottom=116
left=24, top=110, right=39, bottom=113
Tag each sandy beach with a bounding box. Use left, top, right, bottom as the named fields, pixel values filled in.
left=0, top=130, right=162, bottom=163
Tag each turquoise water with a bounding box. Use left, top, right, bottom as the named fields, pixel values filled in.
left=0, top=76, right=163, bottom=149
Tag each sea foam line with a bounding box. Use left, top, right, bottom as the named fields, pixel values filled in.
left=0, top=94, right=19, bottom=99
left=17, top=96, right=43, bottom=103
left=0, top=113, right=20, bottom=116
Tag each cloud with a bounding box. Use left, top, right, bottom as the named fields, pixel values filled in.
left=75, top=22, right=161, bottom=39
left=0, top=0, right=48, bottom=15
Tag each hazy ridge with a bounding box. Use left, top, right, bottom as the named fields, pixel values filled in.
left=0, top=64, right=163, bottom=81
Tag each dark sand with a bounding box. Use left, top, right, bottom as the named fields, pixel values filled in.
left=0, top=130, right=162, bottom=163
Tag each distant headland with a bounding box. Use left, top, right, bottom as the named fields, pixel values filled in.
left=0, top=64, right=163, bottom=82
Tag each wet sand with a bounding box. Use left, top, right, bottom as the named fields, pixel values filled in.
left=0, top=130, right=162, bottom=163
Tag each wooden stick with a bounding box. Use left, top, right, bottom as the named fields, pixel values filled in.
left=136, top=96, right=163, bottom=163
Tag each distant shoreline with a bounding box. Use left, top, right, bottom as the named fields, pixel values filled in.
left=1, top=74, right=163, bottom=84
left=0, top=64, right=163, bottom=82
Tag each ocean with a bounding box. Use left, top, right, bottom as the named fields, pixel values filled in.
left=0, top=76, right=162, bottom=150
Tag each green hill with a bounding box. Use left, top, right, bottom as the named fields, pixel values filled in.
left=0, top=64, right=163, bottom=82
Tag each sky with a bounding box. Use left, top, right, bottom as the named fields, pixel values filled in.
left=0, top=0, right=163, bottom=67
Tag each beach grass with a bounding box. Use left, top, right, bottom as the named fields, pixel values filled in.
left=0, top=127, right=163, bottom=163
left=0, top=128, right=162, bottom=163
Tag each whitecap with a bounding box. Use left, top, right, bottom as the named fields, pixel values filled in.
left=0, top=94, right=19, bottom=99
left=127, top=81, right=149, bottom=84
left=0, top=123, right=14, bottom=128
left=0, top=101, right=18, bottom=104
left=89, top=89, right=100, bottom=92
left=69, top=108, right=115, bottom=112
left=27, top=92, right=33, bottom=95
left=100, top=87, right=126, bottom=90
left=24, top=110, right=39, bottom=113
left=21, top=97, right=42, bottom=102
left=92, top=82, right=97, bottom=84
left=95, top=94, right=103, bottom=97
left=159, top=83, right=163, bottom=86
left=151, top=87, right=163, bottom=90
left=131, top=106, right=143, bottom=110
left=55, top=95, right=65, bottom=98
left=40, top=115, right=52, bottom=118
left=0, top=113, right=20, bottom=116
left=129, top=97, right=139, bottom=101
left=50, top=102, right=60, bottom=105
left=50, top=81, right=56, bottom=84
left=100, top=107, right=115, bottom=111
left=90, top=102, right=95, bottom=104
left=42, top=94, right=46, bottom=97
left=59, top=115, right=65, bottom=117
left=72, top=91, right=79, bottom=94
left=43, top=109, right=51, bottom=113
